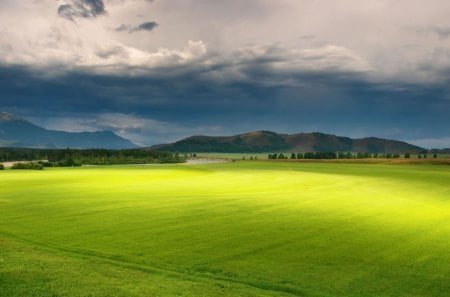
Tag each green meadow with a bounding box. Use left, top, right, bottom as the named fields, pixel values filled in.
left=1, top=162, right=449, bottom=296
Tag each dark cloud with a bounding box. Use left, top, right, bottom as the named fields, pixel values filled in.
left=1, top=61, right=449, bottom=147
left=115, top=21, right=159, bottom=33
left=84, top=0, right=106, bottom=15
left=300, top=35, right=316, bottom=40
left=58, top=0, right=106, bottom=21
left=134, top=21, right=158, bottom=32
left=432, top=26, right=450, bottom=39
left=114, top=24, right=129, bottom=32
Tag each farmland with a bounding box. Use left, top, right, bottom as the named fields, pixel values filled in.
left=1, top=162, right=449, bottom=296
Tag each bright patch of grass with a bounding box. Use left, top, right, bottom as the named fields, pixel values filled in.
left=1, top=162, right=449, bottom=296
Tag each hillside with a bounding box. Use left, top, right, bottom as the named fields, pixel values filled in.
left=0, top=112, right=137, bottom=149
left=150, top=131, right=425, bottom=153
left=430, top=148, right=450, bottom=154
left=151, top=131, right=290, bottom=153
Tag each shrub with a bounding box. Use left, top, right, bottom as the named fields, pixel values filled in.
left=38, top=161, right=54, bottom=167
left=11, top=162, right=43, bottom=170
left=0, top=164, right=4, bottom=170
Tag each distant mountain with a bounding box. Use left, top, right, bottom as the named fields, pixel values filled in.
left=150, top=131, right=289, bottom=153
left=149, top=130, right=425, bottom=153
left=0, top=112, right=137, bottom=149
left=430, top=148, right=450, bottom=154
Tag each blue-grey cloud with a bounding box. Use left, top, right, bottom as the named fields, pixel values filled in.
left=1, top=60, right=449, bottom=147
left=58, top=0, right=106, bottom=21
left=432, top=26, right=450, bottom=39
left=1, top=0, right=449, bottom=148
left=115, top=21, right=159, bottom=33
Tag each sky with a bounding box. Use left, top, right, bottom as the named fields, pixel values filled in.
left=1, top=0, right=450, bottom=148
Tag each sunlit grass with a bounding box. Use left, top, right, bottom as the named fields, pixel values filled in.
left=1, top=162, right=449, bottom=296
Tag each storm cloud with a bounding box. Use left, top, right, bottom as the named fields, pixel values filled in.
left=58, top=0, right=106, bottom=21
left=1, top=55, right=449, bottom=147
left=1, top=0, right=450, bottom=147
left=115, top=21, right=159, bottom=33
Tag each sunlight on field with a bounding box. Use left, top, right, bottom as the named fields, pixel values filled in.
left=0, top=162, right=449, bottom=297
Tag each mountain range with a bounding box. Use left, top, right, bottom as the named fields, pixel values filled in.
left=1, top=112, right=445, bottom=153
left=0, top=112, right=137, bottom=149
left=150, top=130, right=428, bottom=153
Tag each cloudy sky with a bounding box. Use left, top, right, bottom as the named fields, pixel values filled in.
left=1, top=0, right=450, bottom=147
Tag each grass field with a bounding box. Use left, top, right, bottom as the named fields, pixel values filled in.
left=1, top=162, right=449, bottom=296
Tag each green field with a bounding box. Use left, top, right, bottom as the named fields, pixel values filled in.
left=1, top=162, right=449, bottom=296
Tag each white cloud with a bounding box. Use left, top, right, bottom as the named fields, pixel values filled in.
left=0, top=1, right=207, bottom=75
left=0, top=14, right=207, bottom=76
left=1, top=0, right=450, bottom=84
left=263, top=45, right=372, bottom=74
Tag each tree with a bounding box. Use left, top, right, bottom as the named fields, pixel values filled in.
left=0, top=148, right=186, bottom=166
left=434, top=154, right=437, bottom=159
left=404, top=153, right=410, bottom=159
left=64, top=153, right=75, bottom=166
left=304, top=152, right=314, bottom=159
left=291, top=153, right=296, bottom=159
left=11, top=162, right=43, bottom=170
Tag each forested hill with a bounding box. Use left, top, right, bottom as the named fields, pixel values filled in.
left=149, top=131, right=425, bottom=153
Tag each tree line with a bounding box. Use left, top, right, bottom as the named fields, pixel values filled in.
left=0, top=148, right=186, bottom=167
left=268, top=152, right=438, bottom=159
